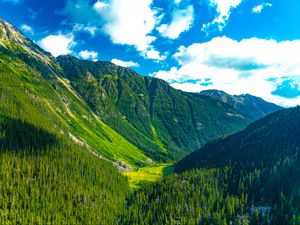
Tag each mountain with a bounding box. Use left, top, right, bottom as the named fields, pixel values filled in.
left=57, top=55, right=280, bottom=161
left=1, top=18, right=262, bottom=165
left=0, top=18, right=152, bottom=168
left=174, top=106, right=300, bottom=224
left=0, top=18, right=296, bottom=224
left=0, top=19, right=129, bottom=224
left=123, top=107, right=300, bottom=224
left=200, top=89, right=282, bottom=120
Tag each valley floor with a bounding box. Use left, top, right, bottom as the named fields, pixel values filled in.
left=123, top=163, right=174, bottom=189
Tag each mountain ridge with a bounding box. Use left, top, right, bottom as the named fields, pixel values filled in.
left=0, top=18, right=282, bottom=165
left=200, top=89, right=282, bottom=120
left=57, top=55, right=259, bottom=160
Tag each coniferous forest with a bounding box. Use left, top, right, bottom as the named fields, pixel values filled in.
left=0, top=115, right=129, bottom=224
left=0, top=18, right=299, bottom=225
left=120, top=107, right=300, bottom=225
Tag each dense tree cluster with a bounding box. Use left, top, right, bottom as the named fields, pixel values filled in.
left=120, top=169, right=248, bottom=225
left=0, top=115, right=129, bottom=224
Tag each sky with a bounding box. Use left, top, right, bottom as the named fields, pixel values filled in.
left=0, top=0, right=300, bottom=107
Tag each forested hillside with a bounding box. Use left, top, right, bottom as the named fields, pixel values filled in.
left=121, top=107, right=300, bottom=225
left=0, top=115, right=129, bottom=224
left=0, top=19, right=130, bottom=224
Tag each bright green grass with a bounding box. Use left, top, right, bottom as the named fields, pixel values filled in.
left=150, top=124, right=168, bottom=153
left=123, top=163, right=174, bottom=189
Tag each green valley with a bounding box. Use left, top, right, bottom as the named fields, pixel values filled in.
left=0, top=18, right=296, bottom=225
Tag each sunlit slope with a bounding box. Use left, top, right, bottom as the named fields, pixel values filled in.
left=58, top=55, right=256, bottom=161
left=0, top=19, right=149, bottom=167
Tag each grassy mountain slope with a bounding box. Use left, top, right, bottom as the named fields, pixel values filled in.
left=200, top=89, right=282, bottom=120
left=0, top=19, right=132, bottom=224
left=57, top=55, right=258, bottom=161
left=0, top=19, right=150, bottom=167
left=1, top=18, right=269, bottom=166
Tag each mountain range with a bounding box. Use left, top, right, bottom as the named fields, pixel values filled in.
left=0, top=18, right=282, bottom=167
left=1, top=18, right=296, bottom=225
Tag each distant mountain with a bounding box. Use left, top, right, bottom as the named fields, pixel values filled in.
left=200, top=89, right=282, bottom=120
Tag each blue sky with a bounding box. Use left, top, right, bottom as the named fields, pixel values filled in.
left=0, top=0, right=300, bottom=106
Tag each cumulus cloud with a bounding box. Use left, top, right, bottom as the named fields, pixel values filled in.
left=252, top=3, right=272, bottom=14
left=203, top=0, right=242, bottom=32
left=94, top=0, right=165, bottom=60
left=38, top=34, right=75, bottom=57
left=111, top=59, right=139, bottom=68
left=61, top=0, right=166, bottom=61
left=20, top=24, right=33, bottom=34
left=152, top=37, right=300, bottom=106
left=158, top=5, right=194, bottom=39
left=79, top=50, right=98, bottom=61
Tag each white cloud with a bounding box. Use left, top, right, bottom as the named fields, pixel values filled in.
left=252, top=3, right=272, bottom=14
left=79, top=50, right=98, bottom=61
left=61, top=0, right=166, bottom=61
left=158, top=5, right=194, bottom=39
left=20, top=24, right=33, bottom=34
left=142, top=48, right=167, bottom=61
left=203, top=0, right=242, bottom=32
left=93, top=0, right=165, bottom=60
left=73, top=24, right=98, bottom=36
left=38, top=34, right=75, bottom=57
left=152, top=37, right=300, bottom=107
left=111, top=58, right=139, bottom=68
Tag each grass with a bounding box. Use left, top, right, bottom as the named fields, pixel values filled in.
left=150, top=123, right=168, bottom=153
left=123, top=163, right=174, bottom=189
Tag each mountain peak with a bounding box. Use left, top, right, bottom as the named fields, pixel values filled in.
left=199, top=89, right=282, bottom=120
left=0, top=18, right=54, bottom=66
left=0, top=18, right=28, bottom=44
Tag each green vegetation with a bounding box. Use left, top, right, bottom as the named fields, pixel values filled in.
left=0, top=34, right=149, bottom=167
left=123, top=163, right=173, bottom=189
left=126, top=106, right=300, bottom=225
left=0, top=19, right=296, bottom=225
left=57, top=55, right=270, bottom=161
left=175, top=107, right=300, bottom=224
left=0, top=115, right=129, bottom=224
left=120, top=169, right=249, bottom=225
